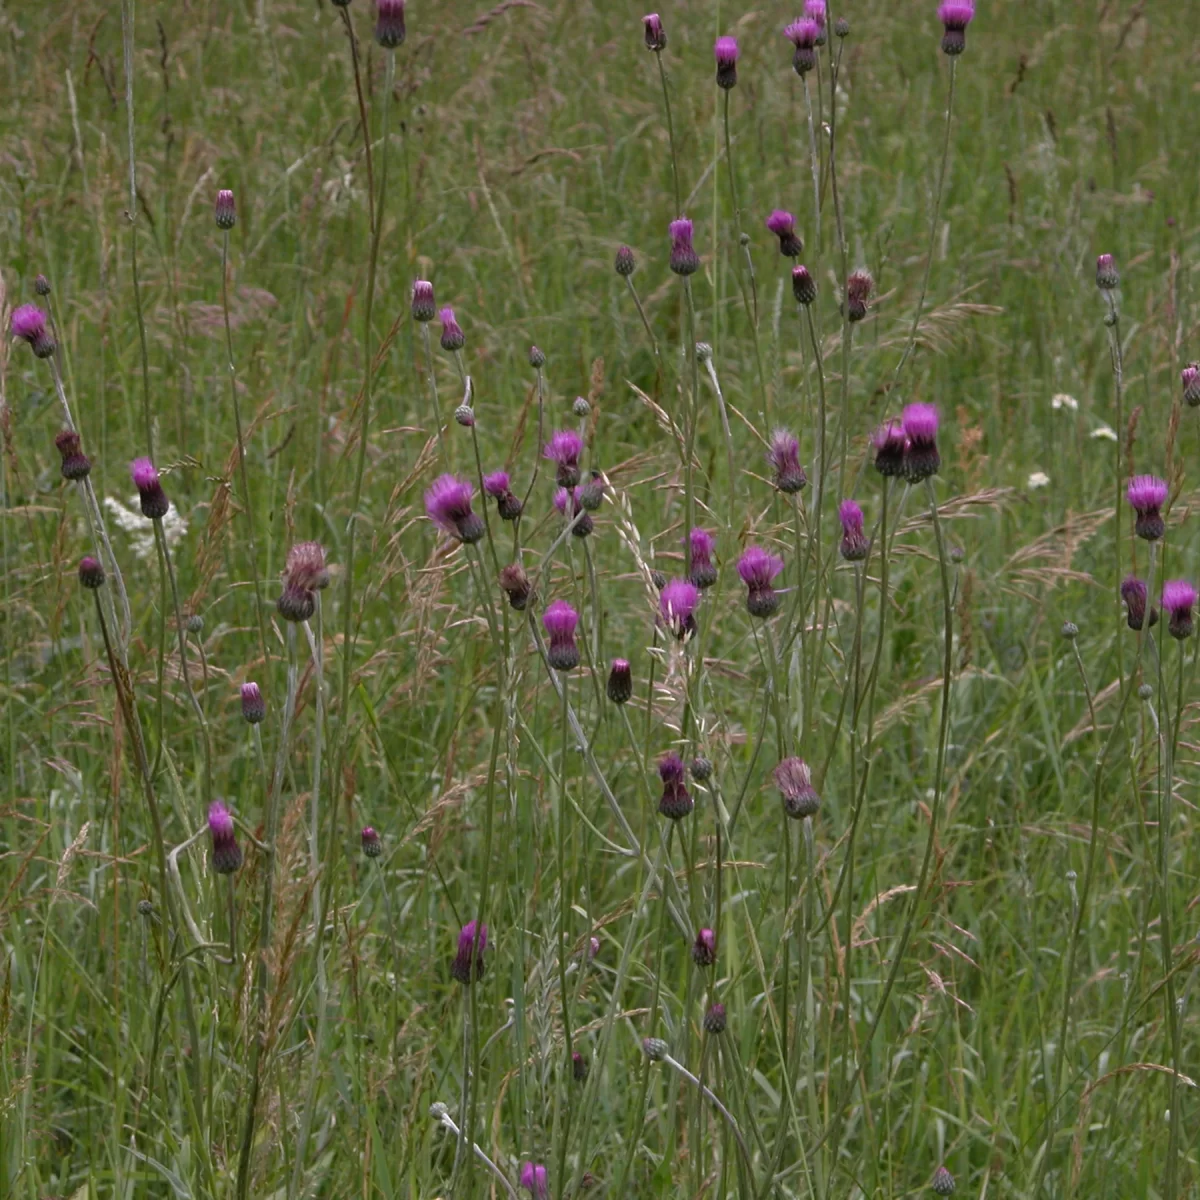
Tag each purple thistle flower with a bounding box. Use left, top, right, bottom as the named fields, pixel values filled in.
left=544, top=429, right=584, bottom=487
left=572, top=1051, right=589, bottom=1082
left=520, top=1162, right=549, bottom=1199
left=657, top=751, right=694, bottom=820
left=55, top=430, right=91, bottom=481
left=412, top=280, right=436, bottom=323
left=1162, top=580, right=1196, bottom=640
left=499, top=563, right=532, bottom=611
left=738, top=546, right=785, bottom=618
left=11, top=304, right=56, bottom=358
left=361, top=825, right=382, bottom=858
left=425, top=474, right=485, bottom=544
left=660, top=579, right=699, bottom=640
left=714, top=36, right=739, bottom=89
left=1127, top=474, right=1168, bottom=541
left=375, top=0, right=406, bottom=48
left=704, top=1002, right=727, bottom=1034
left=932, top=1166, right=957, bottom=1196
left=130, top=457, right=169, bottom=520
left=785, top=18, right=820, bottom=74
left=208, top=801, right=243, bottom=875
left=845, top=268, right=874, bottom=322
left=768, top=430, right=808, bottom=495
left=669, top=217, right=700, bottom=277
left=774, top=756, right=820, bottom=819
left=792, top=264, right=817, bottom=306
left=615, top=245, right=636, bottom=277
left=692, top=927, right=717, bottom=967
left=1095, top=253, right=1119, bottom=291
left=579, top=471, right=607, bottom=511
left=484, top=470, right=523, bottom=521
left=766, top=210, right=803, bottom=258
left=484, top=470, right=510, bottom=497
left=438, top=306, right=465, bottom=353
left=805, top=0, right=828, bottom=43
left=938, top=0, right=974, bottom=55
left=215, top=189, right=236, bottom=230
left=1182, top=363, right=1200, bottom=408
left=687, top=527, right=718, bottom=589
left=873, top=419, right=907, bottom=478
left=451, top=920, right=487, bottom=985
left=543, top=599, right=580, bottom=671
left=285, top=541, right=330, bottom=594
left=607, top=657, right=633, bottom=704
left=901, top=403, right=940, bottom=482
left=643, top=12, right=666, bottom=52
left=839, top=500, right=869, bottom=562
left=1120, top=576, right=1156, bottom=632
left=553, top=486, right=594, bottom=537
left=241, top=682, right=266, bottom=725
left=79, top=555, right=105, bottom=590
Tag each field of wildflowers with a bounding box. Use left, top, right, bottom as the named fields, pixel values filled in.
left=2, top=0, right=1199, bottom=1196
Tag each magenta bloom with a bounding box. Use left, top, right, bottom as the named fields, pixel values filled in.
left=846, top=268, right=874, bottom=322
left=130, top=457, right=169, bottom=520
left=1182, top=364, right=1200, bottom=408
left=1127, top=474, right=1168, bottom=541
left=451, top=920, right=487, bottom=984
left=55, top=430, right=91, bottom=482
left=1162, top=580, right=1196, bottom=640
left=873, top=419, right=906, bottom=478
left=543, top=599, right=580, bottom=671
left=11, top=304, right=55, bottom=358
left=938, top=0, right=974, bottom=54
left=484, top=470, right=523, bottom=521
left=607, top=657, right=633, bottom=704
left=714, top=36, right=739, bottom=88
left=483, top=470, right=510, bottom=497
left=520, top=1162, right=549, bottom=1199
left=687, top=527, right=718, bottom=589
left=208, top=801, right=243, bottom=875
left=412, top=280, right=435, bottom=323
left=692, top=927, right=717, bottom=966
left=361, top=826, right=382, bottom=858
left=839, top=500, right=869, bottom=562
left=278, top=541, right=327, bottom=622
left=657, top=751, right=693, bottom=820
left=425, top=474, right=484, bottom=544
left=792, top=264, right=817, bottom=305
left=643, top=12, right=666, bottom=52
left=1120, top=576, right=1156, bottom=632
left=241, top=681, right=265, bottom=725
left=544, top=429, right=583, bottom=487
left=1096, top=253, right=1119, bottom=290
left=902, top=403, right=940, bottom=482
left=768, top=430, right=807, bottom=495
left=785, top=18, right=819, bottom=74
left=438, top=306, right=465, bottom=353
left=737, top=546, right=785, bottom=618
left=375, top=0, right=406, bottom=48
left=766, top=210, right=803, bottom=258
left=215, top=188, right=236, bottom=230
left=660, top=579, right=699, bottom=640
left=805, top=0, right=827, bottom=41
left=774, top=757, right=820, bottom=819
left=553, top=486, right=594, bottom=537
left=669, top=217, right=700, bottom=277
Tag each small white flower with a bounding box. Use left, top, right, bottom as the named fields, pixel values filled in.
left=1090, top=424, right=1118, bottom=442
left=1051, top=393, right=1079, bottom=412
left=104, top=495, right=188, bottom=562
left=1027, top=471, right=1050, bottom=489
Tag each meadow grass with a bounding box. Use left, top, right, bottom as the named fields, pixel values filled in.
left=2, top=0, right=1199, bottom=1196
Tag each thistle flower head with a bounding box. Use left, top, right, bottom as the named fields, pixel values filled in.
left=208, top=801, right=243, bottom=874
left=499, top=562, right=532, bottom=611
left=285, top=541, right=330, bottom=593
left=130, top=457, right=169, bottom=520
left=572, top=1051, right=589, bottom=1082
left=11, top=304, right=55, bottom=358
left=1095, top=253, right=1119, bottom=291
left=901, top=403, right=941, bottom=482
left=774, top=756, right=820, bottom=819
left=361, top=826, right=382, bottom=858
left=1162, top=580, right=1196, bottom=640
left=579, top=471, right=606, bottom=511
left=438, top=306, right=465, bottom=353
left=553, top=486, right=594, bottom=537
left=544, top=429, right=584, bottom=487
left=669, top=217, right=700, bottom=277
left=659, top=579, right=699, bottom=640
left=873, top=419, right=907, bottom=477
left=704, top=1002, right=727, bottom=1034
left=657, top=751, right=693, bottom=820
left=687, top=526, right=718, bottom=589
left=78, top=555, right=105, bottom=590
left=543, top=599, right=580, bottom=671
left=529, top=344, right=546, bottom=368
left=411, top=280, right=436, bottom=323
left=241, top=681, right=265, bottom=725
left=692, top=927, right=717, bottom=966
left=607, top=657, right=633, bottom=704
left=1120, top=576, right=1156, bottom=631
left=766, top=210, right=803, bottom=257
left=738, top=546, right=785, bottom=618
left=1127, top=474, right=1168, bottom=541
left=34, top=274, right=50, bottom=296
left=805, top=0, right=828, bottom=38
left=615, top=245, right=636, bottom=277
left=642, top=1037, right=669, bottom=1061
left=425, top=474, right=484, bottom=544
left=845, top=268, right=874, bottom=322
left=792, top=264, right=817, bottom=305
left=1181, top=363, right=1200, bottom=408
left=485, top=471, right=523, bottom=521
left=643, top=12, right=666, bottom=51
left=451, top=920, right=487, bottom=984
left=375, top=0, right=406, bottom=48
left=931, top=1165, right=957, bottom=1195
left=519, top=1163, right=549, bottom=1199
left=690, top=755, right=713, bottom=781
left=484, top=470, right=511, bottom=497
left=938, top=0, right=973, bottom=52
left=215, top=189, right=236, bottom=230
left=838, top=500, right=869, bottom=561
left=713, top=36, right=739, bottom=88
left=55, top=429, right=91, bottom=481
left=768, top=430, right=807, bottom=494
left=785, top=18, right=819, bottom=73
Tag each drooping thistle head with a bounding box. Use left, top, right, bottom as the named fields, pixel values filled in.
left=873, top=420, right=907, bottom=478
left=544, top=429, right=583, bottom=487
left=499, top=563, right=532, bottom=611
left=1095, top=252, right=1119, bottom=291
left=659, top=579, right=699, bottom=640
left=766, top=210, right=803, bottom=258
left=241, top=682, right=265, bottom=725
left=607, top=657, right=633, bottom=704
left=768, top=430, right=807, bottom=494
left=11, top=304, right=55, bottom=358
left=838, top=500, right=869, bottom=562
left=737, top=546, right=785, bottom=618
left=451, top=920, right=487, bottom=985
left=792, top=264, right=817, bottom=306
left=215, top=188, right=236, bottom=230
left=692, top=927, right=717, bottom=966
left=845, top=268, right=874, bottom=322
left=937, top=0, right=974, bottom=55
left=774, top=756, right=820, bottom=819
left=1120, top=576, right=1156, bottom=632
left=687, top=527, right=718, bottom=589
left=438, top=306, right=465, bottom=353
left=130, top=458, right=169, bottom=521
left=55, top=430, right=91, bottom=481
left=901, top=403, right=941, bottom=482
left=425, top=474, right=484, bottom=544
left=361, top=826, right=382, bottom=858
left=208, top=801, right=243, bottom=875
left=411, top=280, right=436, bottom=323
left=713, top=36, right=739, bottom=89
left=519, top=1162, right=549, bottom=1199
left=785, top=18, right=820, bottom=74
left=642, top=12, right=666, bottom=52
left=1162, top=580, right=1196, bottom=641
left=78, top=555, right=105, bottom=590
left=657, top=751, right=693, bottom=820
left=484, top=470, right=523, bottom=521
left=543, top=599, right=580, bottom=671
left=1127, top=474, right=1168, bottom=541
left=669, top=217, right=700, bottom=277
left=374, top=0, right=406, bottom=49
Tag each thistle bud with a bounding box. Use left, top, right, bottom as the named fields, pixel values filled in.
left=55, top=430, right=91, bottom=481
left=791, top=264, right=817, bottom=306
left=455, top=404, right=475, bottom=427
left=607, top=658, right=633, bottom=704
left=375, top=0, right=406, bottom=49
left=412, top=280, right=436, bottom=323
left=615, top=245, right=636, bottom=277
left=690, top=756, right=712, bottom=782
left=215, top=189, right=237, bottom=230
left=703, top=1003, right=727, bottom=1034
left=1095, top=253, right=1119, bottom=291
left=573, top=396, right=591, bottom=419
left=34, top=274, right=51, bottom=296
left=529, top=344, right=546, bottom=368
left=439, top=307, right=465, bottom=353
left=79, top=556, right=105, bottom=590
left=361, top=826, right=382, bottom=858
left=208, top=801, right=243, bottom=875
left=692, top=927, right=717, bottom=966
left=845, top=268, right=874, bottom=322
left=931, top=1166, right=956, bottom=1195
left=643, top=13, right=666, bottom=52
left=130, top=458, right=169, bottom=520
left=642, top=1037, right=668, bottom=1062
left=1183, top=363, right=1200, bottom=408
left=499, top=563, right=532, bottom=611
left=241, top=682, right=266, bottom=724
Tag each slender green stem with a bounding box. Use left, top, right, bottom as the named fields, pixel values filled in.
left=655, top=51, right=681, bottom=216
left=554, top=676, right=575, bottom=1200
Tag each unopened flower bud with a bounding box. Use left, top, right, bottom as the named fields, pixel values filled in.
left=361, top=826, right=382, bottom=858
left=573, top=396, right=591, bottom=418
left=690, top=755, right=712, bottom=782
left=55, top=430, right=91, bottom=481
left=215, top=189, right=236, bottom=230
left=529, top=345, right=546, bottom=368
left=1061, top=621, right=1078, bottom=640
left=642, top=1037, right=668, bottom=1062
left=614, top=245, right=636, bottom=277
left=79, top=556, right=105, bottom=590
left=455, top=404, right=475, bottom=427
left=1096, top=253, right=1119, bottom=291
left=241, top=682, right=265, bottom=724
left=607, top=658, right=632, bottom=704
left=34, top=274, right=51, bottom=296
left=931, top=1166, right=956, bottom=1195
